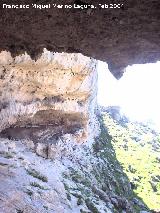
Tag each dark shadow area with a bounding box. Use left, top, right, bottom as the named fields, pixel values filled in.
left=0, top=109, right=86, bottom=143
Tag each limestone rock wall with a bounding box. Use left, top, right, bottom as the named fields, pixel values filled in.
left=0, top=49, right=98, bottom=147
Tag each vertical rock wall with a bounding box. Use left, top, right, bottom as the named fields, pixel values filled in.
left=0, top=49, right=98, bottom=149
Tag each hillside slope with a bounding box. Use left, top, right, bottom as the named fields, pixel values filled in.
left=1, top=108, right=158, bottom=212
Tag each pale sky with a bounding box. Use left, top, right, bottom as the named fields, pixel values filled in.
left=97, top=60, right=160, bottom=128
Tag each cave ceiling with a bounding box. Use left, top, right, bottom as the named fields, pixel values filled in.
left=0, top=0, right=160, bottom=78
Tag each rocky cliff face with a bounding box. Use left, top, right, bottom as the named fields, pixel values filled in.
left=0, top=115, right=151, bottom=213
left=0, top=50, right=98, bottom=158
left=0, top=51, right=154, bottom=213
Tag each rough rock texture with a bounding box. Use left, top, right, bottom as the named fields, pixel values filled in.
left=0, top=50, right=98, bottom=151
left=0, top=0, right=160, bottom=78
left=0, top=122, right=150, bottom=213
left=0, top=138, right=72, bottom=213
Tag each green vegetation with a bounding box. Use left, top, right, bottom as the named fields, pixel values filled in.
left=0, top=151, right=14, bottom=159
left=85, top=198, right=100, bottom=213
left=66, top=193, right=72, bottom=201
left=62, top=114, right=151, bottom=212
left=16, top=209, right=23, bottom=213
left=77, top=197, right=83, bottom=205
left=43, top=205, right=48, bottom=210
left=25, top=189, right=33, bottom=196
left=0, top=162, right=8, bottom=166
left=30, top=182, right=48, bottom=190
left=103, top=113, right=160, bottom=210
left=26, top=168, right=48, bottom=182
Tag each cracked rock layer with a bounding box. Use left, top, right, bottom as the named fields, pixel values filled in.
left=0, top=50, right=98, bottom=146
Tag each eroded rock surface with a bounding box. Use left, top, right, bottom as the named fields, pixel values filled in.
left=0, top=117, right=150, bottom=213
left=0, top=50, right=98, bottom=152
left=0, top=0, right=160, bottom=78
left=0, top=138, right=71, bottom=213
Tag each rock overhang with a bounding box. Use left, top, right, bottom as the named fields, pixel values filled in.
left=0, top=50, right=98, bottom=145
left=0, top=0, right=160, bottom=79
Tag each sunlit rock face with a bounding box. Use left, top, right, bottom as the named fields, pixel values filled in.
left=0, top=50, right=98, bottom=156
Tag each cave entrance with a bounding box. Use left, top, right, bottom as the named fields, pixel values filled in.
left=97, top=60, right=160, bottom=210
left=97, top=60, right=160, bottom=129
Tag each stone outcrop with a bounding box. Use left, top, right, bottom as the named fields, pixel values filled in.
left=0, top=121, right=150, bottom=213
left=0, top=0, right=160, bottom=78
left=0, top=50, right=98, bottom=150
left=0, top=138, right=71, bottom=213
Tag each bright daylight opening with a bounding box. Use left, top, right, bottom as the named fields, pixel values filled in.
left=97, top=60, right=160, bottom=131
left=97, top=60, right=160, bottom=210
